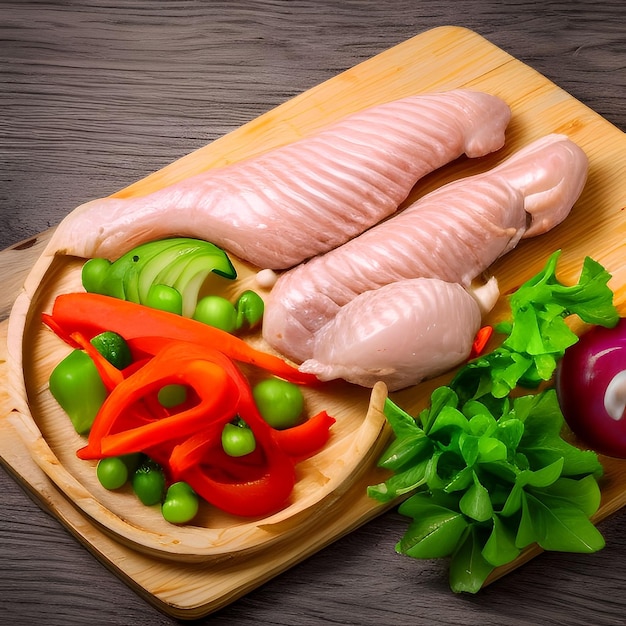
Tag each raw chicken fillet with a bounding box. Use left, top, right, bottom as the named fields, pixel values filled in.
left=46, top=90, right=511, bottom=269
left=299, top=278, right=482, bottom=391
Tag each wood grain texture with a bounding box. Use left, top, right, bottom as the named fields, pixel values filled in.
left=1, top=2, right=626, bottom=625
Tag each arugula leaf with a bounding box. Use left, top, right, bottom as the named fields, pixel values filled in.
left=453, top=250, right=618, bottom=401
left=538, top=475, right=602, bottom=518
left=482, top=515, right=520, bottom=567
left=459, top=473, right=493, bottom=522
left=508, top=251, right=619, bottom=328
left=518, top=490, right=605, bottom=553
left=449, top=527, right=494, bottom=593
left=397, top=499, right=468, bottom=559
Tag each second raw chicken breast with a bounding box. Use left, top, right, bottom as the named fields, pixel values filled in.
left=298, top=278, right=482, bottom=391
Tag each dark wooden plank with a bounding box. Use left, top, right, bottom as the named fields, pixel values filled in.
left=1, top=2, right=625, bottom=624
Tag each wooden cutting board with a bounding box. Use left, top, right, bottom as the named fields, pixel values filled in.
left=1, top=25, right=625, bottom=619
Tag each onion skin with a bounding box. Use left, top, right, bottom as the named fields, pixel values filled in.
left=556, top=318, right=626, bottom=458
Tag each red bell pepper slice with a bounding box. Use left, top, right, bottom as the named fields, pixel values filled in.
left=168, top=417, right=297, bottom=517
left=43, top=292, right=319, bottom=385
left=77, top=342, right=242, bottom=459
left=271, top=410, right=336, bottom=458
left=469, top=325, right=494, bottom=359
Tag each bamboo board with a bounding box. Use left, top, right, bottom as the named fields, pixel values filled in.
left=1, top=25, right=625, bottom=618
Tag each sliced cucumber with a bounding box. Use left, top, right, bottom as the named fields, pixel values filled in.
left=172, top=252, right=234, bottom=317
left=137, top=241, right=201, bottom=303
left=81, top=238, right=237, bottom=318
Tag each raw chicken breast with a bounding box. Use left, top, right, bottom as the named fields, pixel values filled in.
left=263, top=134, right=588, bottom=362
left=46, top=90, right=511, bottom=269
left=299, top=278, right=482, bottom=391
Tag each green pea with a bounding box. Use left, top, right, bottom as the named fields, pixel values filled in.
left=235, top=290, right=265, bottom=331
left=157, top=384, right=188, bottom=408
left=81, top=257, right=112, bottom=294
left=193, top=296, right=237, bottom=332
left=145, top=283, right=183, bottom=315
left=221, top=422, right=256, bottom=457
left=252, top=377, right=304, bottom=430
left=90, top=331, right=133, bottom=369
left=161, top=481, right=199, bottom=524
left=96, top=456, right=130, bottom=490
left=132, top=458, right=166, bottom=506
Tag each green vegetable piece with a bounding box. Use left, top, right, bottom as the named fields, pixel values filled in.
left=456, top=251, right=619, bottom=402
left=477, top=437, right=508, bottom=464
left=367, top=457, right=429, bottom=503
left=120, top=452, right=142, bottom=474
left=157, top=384, right=188, bottom=408
left=161, top=481, right=199, bottom=524
left=377, top=431, right=431, bottom=472
left=49, top=349, right=108, bottom=435
left=97, top=456, right=131, bottom=490
left=540, top=475, right=602, bottom=518
left=221, top=422, right=257, bottom=457
left=235, top=290, right=265, bottom=331
left=383, top=396, right=424, bottom=438
left=90, top=331, right=133, bottom=370
left=458, top=433, right=480, bottom=467
left=252, top=377, right=304, bottom=430
left=516, top=458, right=564, bottom=489
left=193, top=295, right=238, bottom=333
left=443, top=466, right=475, bottom=493
left=132, top=458, right=166, bottom=506
left=428, top=406, right=470, bottom=440
left=515, top=391, right=603, bottom=477
left=81, top=238, right=237, bottom=318
left=145, top=283, right=183, bottom=315
left=81, top=257, right=113, bottom=295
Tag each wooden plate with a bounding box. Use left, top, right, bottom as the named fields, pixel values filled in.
left=8, top=249, right=397, bottom=561
left=2, top=25, right=625, bottom=617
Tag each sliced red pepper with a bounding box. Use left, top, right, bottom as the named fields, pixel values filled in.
left=271, top=410, right=336, bottom=458
left=178, top=458, right=296, bottom=517
left=169, top=420, right=296, bottom=517
left=77, top=342, right=242, bottom=459
left=43, top=292, right=319, bottom=385
left=469, top=325, right=494, bottom=359
left=70, top=331, right=125, bottom=389
left=165, top=362, right=303, bottom=516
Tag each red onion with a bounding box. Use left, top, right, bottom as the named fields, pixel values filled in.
left=555, top=318, right=626, bottom=458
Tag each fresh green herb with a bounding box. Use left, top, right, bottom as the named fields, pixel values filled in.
left=368, top=251, right=618, bottom=593
left=453, top=251, right=619, bottom=401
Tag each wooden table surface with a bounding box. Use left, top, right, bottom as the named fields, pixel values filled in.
left=1, top=2, right=625, bottom=624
